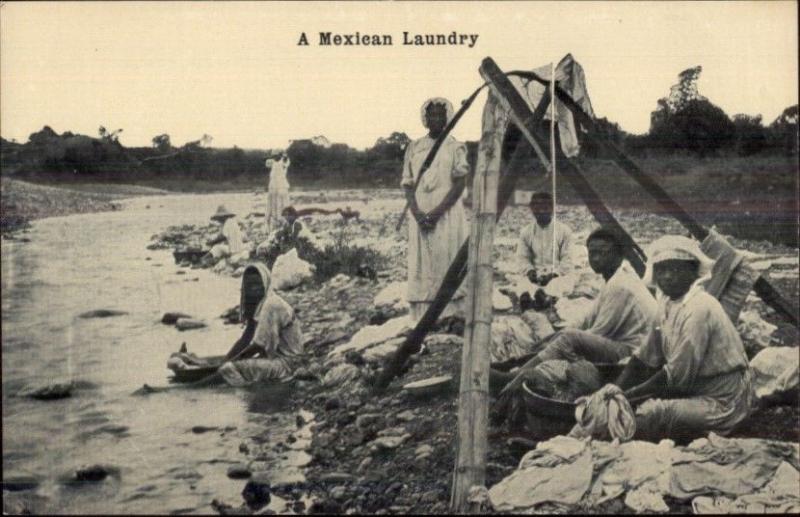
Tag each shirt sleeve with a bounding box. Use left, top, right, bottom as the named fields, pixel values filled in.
left=634, top=325, right=665, bottom=369
left=662, top=309, right=712, bottom=390
left=221, top=219, right=232, bottom=241
left=557, top=225, right=574, bottom=267
left=515, top=229, right=535, bottom=275
left=401, top=141, right=415, bottom=188
left=451, top=142, right=470, bottom=179
left=580, top=284, right=628, bottom=336
left=252, top=298, right=291, bottom=356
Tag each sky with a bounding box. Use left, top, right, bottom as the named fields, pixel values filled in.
left=1, top=1, right=797, bottom=150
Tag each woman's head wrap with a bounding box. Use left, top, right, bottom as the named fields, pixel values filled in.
left=420, top=97, right=454, bottom=128
left=643, top=235, right=714, bottom=286
left=240, top=263, right=271, bottom=321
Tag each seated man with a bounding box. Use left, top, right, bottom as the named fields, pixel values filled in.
left=492, top=227, right=658, bottom=393
left=516, top=191, right=574, bottom=286
left=166, top=263, right=304, bottom=388
left=203, top=205, right=248, bottom=266
left=615, top=235, right=755, bottom=442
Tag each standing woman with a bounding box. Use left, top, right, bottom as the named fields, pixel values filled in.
left=402, top=97, right=470, bottom=322
left=266, top=153, right=292, bottom=233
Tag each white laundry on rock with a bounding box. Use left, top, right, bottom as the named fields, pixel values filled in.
left=749, top=346, right=799, bottom=399
left=490, top=315, right=540, bottom=364
left=737, top=309, right=777, bottom=348
left=492, top=289, right=513, bottom=312
left=328, top=315, right=412, bottom=359
left=271, top=248, right=314, bottom=290
left=555, top=297, right=595, bottom=328
left=374, top=281, right=409, bottom=312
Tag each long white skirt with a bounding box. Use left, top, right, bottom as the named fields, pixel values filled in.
left=266, top=190, right=290, bottom=233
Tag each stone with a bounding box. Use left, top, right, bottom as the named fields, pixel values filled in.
left=191, top=425, right=219, bottom=434
left=227, top=464, right=252, bottom=479
left=2, top=475, right=40, bottom=492
left=357, top=457, right=373, bottom=473
left=162, top=311, right=193, bottom=324
left=175, top=318, right=207, bottom=331
left=355, top=413, right=383, bottom=430
left=370, top=434, right=410, bottom=451
left=414, top=445, right=434, bottom=456
left=377, top=426, right=407, bottom=437
left=331, top=485, right=348, bottom=501
left=74, top=464, right=117, bottom=482
left=78, top=309, right=128, bottom=319
left=18, top=381, right=73, bottom=400
left=385, top=482, right=404, bottom=495
left=320, top=472, right=356, bottom=484
left=395, top=410, right=416, bottom=422
left=420, top=490, right=441, bottom=504
left=242, top=476, right=271, bottom=509
left=324, top=397, right=342, bottom=411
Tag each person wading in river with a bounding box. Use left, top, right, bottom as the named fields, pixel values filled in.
left=139, top=263, right=304, bottom=393
left=402, top=97, right=470, bottom=323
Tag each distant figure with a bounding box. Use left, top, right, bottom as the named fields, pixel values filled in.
left=516, top=191, right=573, bottom=284
left=402, top=97, right=469, bottom=322
left=203, top=205, right=246, bottom=266
left=266, top=153, right=291, bottom=233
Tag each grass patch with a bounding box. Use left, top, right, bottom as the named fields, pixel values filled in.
left=262, top=221, right=387, bottom=283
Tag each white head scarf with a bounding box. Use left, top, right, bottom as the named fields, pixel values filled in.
left=420, top=97, right=454, bottom=128
left=643, top=235, right=714, bottom=287
left=240, top=263, right=271, bottom=322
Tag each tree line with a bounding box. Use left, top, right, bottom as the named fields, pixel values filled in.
left=1, top=66, right=796, bottom=187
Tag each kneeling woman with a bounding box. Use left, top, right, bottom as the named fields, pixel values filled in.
left=217, top=263, right=304, bottom=385
left=172, top=263, right=304, bottom=388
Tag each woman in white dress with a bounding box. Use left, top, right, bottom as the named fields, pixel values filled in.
left=401, top=98, right=470, bottom=322
left=266, top=154, right=291, bottom=233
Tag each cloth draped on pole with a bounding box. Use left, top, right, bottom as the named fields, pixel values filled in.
left=497, top=54, right=596, bottom=158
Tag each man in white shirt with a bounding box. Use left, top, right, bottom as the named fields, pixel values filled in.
left=204, top=205, right=247, bottom=266
left=493, top=227, right=657, bottom=393
left=516, top=192, right=573, bottom=285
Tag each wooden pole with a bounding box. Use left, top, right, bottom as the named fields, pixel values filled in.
left=450, top=65, right=505, bottom=514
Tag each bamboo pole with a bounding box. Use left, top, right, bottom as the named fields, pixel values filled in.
left=450, top=67, right=505, bottom=514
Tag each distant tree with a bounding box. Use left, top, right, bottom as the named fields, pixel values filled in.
left=648, top=66, right=734, bottom=156
left=183, top=134, right=213, bottom=150
left=369, top=131, right=410, bottom=160
left=98, top=126, right=123, bottom=143
left=732, top=114, right=767, bottom=156
left=152, top=133, right=172, bottom=151
left=768, top=104, right=798, bottom=156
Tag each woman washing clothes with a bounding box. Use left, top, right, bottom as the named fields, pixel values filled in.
left=141, top=263, right=304, bottom=393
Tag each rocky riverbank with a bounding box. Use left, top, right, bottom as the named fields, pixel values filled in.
left=148, top=191, right=799, bottom=514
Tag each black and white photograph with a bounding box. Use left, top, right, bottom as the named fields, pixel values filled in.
left=1, top=1, right=798, bottom=514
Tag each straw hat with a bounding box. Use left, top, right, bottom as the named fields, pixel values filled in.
left=211, top=205, right=236, bottom=222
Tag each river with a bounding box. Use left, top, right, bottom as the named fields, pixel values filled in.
left=2, top=193, right=310, bottom=514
